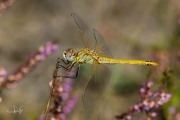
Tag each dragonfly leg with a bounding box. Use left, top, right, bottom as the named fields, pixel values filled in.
left=57, top=58, right=69, bottom=65
left=57, top=62, right=74, bottom=71
left=56, top=65, right=79, bottom=79
left=53, top=58, right=73, bottom=78
left=56, top=58, right=73, bottom=71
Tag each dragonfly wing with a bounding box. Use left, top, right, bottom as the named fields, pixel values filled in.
left=71, top=64, right=93, bottom=90
left=93, top=29, right=113, bottom=58
left=82, top=64, right=111, bottom=108
left=71, top=13, right=96, bottom=50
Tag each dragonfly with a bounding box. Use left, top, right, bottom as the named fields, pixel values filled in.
left=56, top=13, right=158, bottom=109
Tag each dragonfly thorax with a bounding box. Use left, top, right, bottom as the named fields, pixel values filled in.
left=63, top=48, right=76, bottom=62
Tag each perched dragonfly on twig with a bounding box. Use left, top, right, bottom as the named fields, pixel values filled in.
left=54, top=13, right=158, bottom=109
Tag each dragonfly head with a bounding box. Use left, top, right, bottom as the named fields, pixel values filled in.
left=63, top=48, right=76, bottom=62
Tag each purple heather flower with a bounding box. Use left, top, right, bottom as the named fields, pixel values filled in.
left=159, top=93, right=171, bottom=104
left=57, top=86, right=63, bottom=93
left=46, top=42, right=58, bottom=53
left=143, top=106, right=150, bottom=111
left=62, top=78, right=73, bottom=93
left=63, top=106, right=71, bottom=114
left=1, top=41, right=59, bottom=88
left=63, top=83, right=71, bottom=92
left=37, top=42, right=58, bottom=60
left=67, top=98, right=76, bottom=108
left=160, top=93, right=165, bottom=97
left=149, top=101, right=155, bottom=108
left=153, top=92, right=159, bottom=97
left=126, top=115, right=132, bottom=120
left=150, top=112, right=157, bottom=117
left=157, top=100, right=163, bottom=105
left=169, top=107, right=176, bottom=114
left=38, top=115, right=44, bottom=120
left=63, top=96, right=77, bottom=115
left=133, top=105, right=140, bottom=111
left=143, top=100, right=148, bottom=106
left=147, top=81, right=153, bottom=88
left=0, top=67, right=7, bottom=77
left=61, top=93, right=69, bottom=100
left=0, top=67, right=7, bottom=84
left=140, top=88, right=145, bottom=93
left=116, top=79, right=171, bottom=120
left=45, top=43, right=52, bottom=54
left=165, top=94, right=171, bottom=100
left=65, top=79, right=73, bottom=85
left=60, top=114, right=66, bottom=120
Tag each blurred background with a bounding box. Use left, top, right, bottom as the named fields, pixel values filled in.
left=0, top=0, right=179, bottom=120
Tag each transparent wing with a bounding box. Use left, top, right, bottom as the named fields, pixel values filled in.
left=71, top=64, right=93, bottom=90
left=82, top=64, right=111, bottom=108
left=72, top=13, right=113, bottom=58
left=71, top=13, right=96, bottom=50
left=93, top=29, right=113, bottom=58
left=63, top=63, right=79, bottom=79
left=61, top=63, right=82, bottom=92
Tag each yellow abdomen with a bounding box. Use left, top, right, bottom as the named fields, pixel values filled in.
left=98, top=57, right=158, bottom=66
